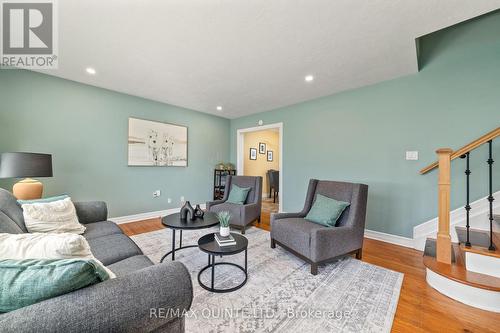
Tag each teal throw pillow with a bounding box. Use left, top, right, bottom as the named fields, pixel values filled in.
left=0, top=258, right=111, bottom=313
left=226, top=185, right=251, bottom=204
left=305, top=194, right=350, bottom=227
left=18, top=194, right=69, bottom=205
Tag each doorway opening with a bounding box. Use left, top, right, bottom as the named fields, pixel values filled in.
left=237, top=122, right=283, bottom=213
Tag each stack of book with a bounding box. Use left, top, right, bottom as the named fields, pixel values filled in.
left=215, top=233, right=236, bottom=247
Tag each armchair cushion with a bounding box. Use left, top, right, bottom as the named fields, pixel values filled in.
left=305, top=194, right=350, bottom=227
left=226, top=185, right=251, bottom=204
left=271, top=217, right=325, bottom=258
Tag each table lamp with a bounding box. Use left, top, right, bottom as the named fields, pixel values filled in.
left=0, top=152, right=53, bottom=200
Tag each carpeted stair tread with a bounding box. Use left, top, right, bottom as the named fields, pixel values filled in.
left=455, top=226, right=491, bottom=247
left=455, top=226, right=500, bottom=256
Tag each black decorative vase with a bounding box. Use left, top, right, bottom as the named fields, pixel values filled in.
left=180, top=201, right=196, bottom=221
left=194, top=204, right=204, bottom=218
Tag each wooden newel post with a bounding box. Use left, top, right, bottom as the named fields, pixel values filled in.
left=436, top=148, right=453, bottom=264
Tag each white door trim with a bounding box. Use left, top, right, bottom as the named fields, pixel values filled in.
left=236, top=122, right=283, bottom=212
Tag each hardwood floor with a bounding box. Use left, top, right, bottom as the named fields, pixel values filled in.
left=119, top=211, right=500, bottom=333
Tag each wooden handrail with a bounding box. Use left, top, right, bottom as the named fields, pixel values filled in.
left=420, top=127, right=500, bottom=174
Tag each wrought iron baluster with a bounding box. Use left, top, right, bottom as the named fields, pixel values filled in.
left=461, top=153, right=472, bottom=247
left=487, top=140, right=495, bottom=251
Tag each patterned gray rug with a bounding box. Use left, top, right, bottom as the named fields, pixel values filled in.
left=131, top=226, right=403, bottom=333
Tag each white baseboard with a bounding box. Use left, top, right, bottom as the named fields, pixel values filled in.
left=110, top=204, right=207, bottom=224
left=364, top=229, right=414, bottom=248
left=111, top=207, right=415, bottom=249
left=111, top=207, right=416, bottom=249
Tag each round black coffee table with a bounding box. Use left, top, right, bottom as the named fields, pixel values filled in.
left=160, top=212, right=219, bottom=262
left=197, top=232, right=248, bottom=293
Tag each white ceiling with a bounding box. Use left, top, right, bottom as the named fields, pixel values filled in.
left=38, top=1, right=500, bottom=119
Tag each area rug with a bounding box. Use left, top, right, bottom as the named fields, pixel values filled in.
left=131, top=226, right=403, bottom=333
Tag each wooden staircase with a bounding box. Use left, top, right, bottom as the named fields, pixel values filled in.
left=420, top=127, right=500, bottom=312
left=422, top=219, right=500, bottom=312
left=423, top=222, right=500, bottom=292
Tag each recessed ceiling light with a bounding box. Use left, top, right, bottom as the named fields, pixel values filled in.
left=86, top=67, right=96, bottom=75
left=216, top=106, right=223, bottom=111
left=305, top=75, right=314, bottom=82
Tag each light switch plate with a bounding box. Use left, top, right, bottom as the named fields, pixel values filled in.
left=406, top=151, right=419, bottom=160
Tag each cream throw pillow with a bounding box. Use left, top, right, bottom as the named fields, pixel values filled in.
left=21, top=197, right=86, bottom=234
left=0, top=233, right=116, bottom=278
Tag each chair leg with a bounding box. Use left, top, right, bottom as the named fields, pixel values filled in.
left=257, top=215, right=261, bottom=223
left=270, top=238, right=276, bottom=249
left=356, top=248, right=363, bottom=260
left=311, top=263, right=318, bottom=275
left=241, top=227, right=245, bottom=235
left=273, top=191, right=276, bottom=203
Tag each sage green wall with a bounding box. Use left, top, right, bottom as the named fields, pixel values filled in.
left=0, top=70, right=230, bottom=217
left=1, top=12, right=499, bottom=235
left=230, top=12, right=500, bottom=238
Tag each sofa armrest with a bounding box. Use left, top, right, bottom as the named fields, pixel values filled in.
left=206, top=200, right=225, bottom=210
left=0, top=261, right=193, bottom=333
left=311, top=226, right=363, bottom=262
left=74, top=201, right=108, bottom=224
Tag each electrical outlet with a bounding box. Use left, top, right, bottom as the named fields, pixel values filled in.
left=167, top=198, right=172, bottom=204
left=153, top=190, right=161, bottom=198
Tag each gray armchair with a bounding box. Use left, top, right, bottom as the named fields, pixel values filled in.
left=270, top=179, right=368, bottom=275
left=206, top=175, right=262, bottom=234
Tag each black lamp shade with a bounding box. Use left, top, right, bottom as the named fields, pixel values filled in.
left=0, top=153, right=53, bottom=178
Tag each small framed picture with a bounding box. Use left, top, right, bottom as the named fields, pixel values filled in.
left=267, top=150, right=273, bottom=162
left=259, top=142, right=266, bottom=154
left=250, top=148, right=257, bottom=160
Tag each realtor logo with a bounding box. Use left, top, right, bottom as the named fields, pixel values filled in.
left=1, top=0, right=58, bottom=69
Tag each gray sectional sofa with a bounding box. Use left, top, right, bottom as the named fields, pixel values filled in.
left=0, top=188, right=193, bottom=333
